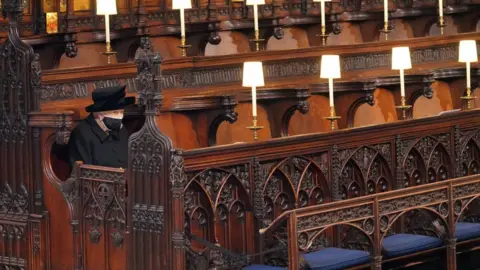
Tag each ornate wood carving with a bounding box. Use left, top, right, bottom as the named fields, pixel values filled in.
left=158, top=46, right=456, bottom=89
left=127, top=41, right=186, bottom=270
left=40, top=35, right=476, bottom=102
left=261, top=174, right=480, bottom=269
left=253, top=157, right=267, bottom=221
left=61, top=164, right=127, bottom=270
left=458, top=128, right=480, bottom=178
left=263, top=156, right=329, bottom=220
left=0, top=0, right=43, bottom=268
left=338, top=145, right=393, bottom=199
left=41, top=77, right=137, bottom=101
left=183, top=164, right=252, bottom=268
left=398, top=134, right=453, bottom=188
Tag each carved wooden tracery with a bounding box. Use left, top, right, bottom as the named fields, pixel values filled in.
left=184, top=165, right=252, bottom=268
left=401, top=135, right=453, bottom=188
left=263, top=156, right=330, bottom=221
left=127, top=40, right=187, bottom=270
left=0, top=0, right=43, bottom=268
left=459, top=129, right=480, bottom=177
left=338, top=145, right=393, bottom=199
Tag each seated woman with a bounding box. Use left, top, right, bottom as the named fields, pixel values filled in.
left=68, top=85, right=134, bottom=168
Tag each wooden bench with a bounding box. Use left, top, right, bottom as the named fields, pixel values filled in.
left=257, top=174, right=480, bottom=270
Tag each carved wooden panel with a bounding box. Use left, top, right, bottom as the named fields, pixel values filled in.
left=0, top=0, right=42, bottom=269
left=184, top=164, right=252, bottom=263
left=79, top=167, right=127, bottom=270
left=459, top=129, right=480, bottom=177
left=338, top=145, right=393, bottom=199
left=262, top=156, right=330, bottom=221
left=399, top=134, right=453, bottom=188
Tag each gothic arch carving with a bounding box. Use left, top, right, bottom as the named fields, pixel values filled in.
left=184, top=180, right=216, bottom=250
left=460, top=139, right=480, bottom=176
left=402, top=148, right=427, bottom=187
left=263, top=156, right=329, bottom=219
left=426, top=143, right=452, bottom=183
left=338, top=146, right=393, bottom=198
left=401, top=135, right=452, bottom=187
left=459, top=129, right=480, bottom=176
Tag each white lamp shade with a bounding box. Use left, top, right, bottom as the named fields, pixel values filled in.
left=320, top=55, right=341, bottom=79
left=96, top=0, right=117, bottom=15
left=246, top=0, right=265, bottom=5
left=173, top=0, right=192, bottom=9
left=459, top=40, right=478, bottom=63
left=312, top=0, right=331, bottom=2
left=391, top=47, right=412, bottom=70
left=242, top=62, right=265, bottom=87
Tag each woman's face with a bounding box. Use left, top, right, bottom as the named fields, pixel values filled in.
left=95, top=109, right=124, bottom=120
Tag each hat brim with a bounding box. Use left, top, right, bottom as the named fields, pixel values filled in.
left=85, top=96, right=135, bottom=113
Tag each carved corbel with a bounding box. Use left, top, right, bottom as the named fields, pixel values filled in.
left=169, top=95, right=238, bottom=147
left=280, top=89, right=310, bottom=137
left=346, top=90, right=375, bottom=128
left=207, top=23, right=222, bottom=45
left=409, top=74, right=435, bottom=105
left=331, top=22, right=343, bottom=35
left=273, top=26, right=284, bottom=40
left=208, top=32, right=222, bottom=45
left=208, top=96, right=238, bottom=146
left=311, top=80, right=375, bottom=129
left=64, top=33, right=77, bottom=58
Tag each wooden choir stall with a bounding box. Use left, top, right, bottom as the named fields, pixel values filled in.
left=1, top=0, right=480, bottom=269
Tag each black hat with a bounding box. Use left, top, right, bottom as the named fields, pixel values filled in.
left=85, top=85, right=135, bottom=113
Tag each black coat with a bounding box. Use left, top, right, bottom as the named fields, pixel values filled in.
left=68, top=114, right=129, bottom=168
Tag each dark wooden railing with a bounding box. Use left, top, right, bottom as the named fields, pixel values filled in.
left=259, top=174, right=480, bottom=269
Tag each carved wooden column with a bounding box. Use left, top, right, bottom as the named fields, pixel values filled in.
left=446, top=182, right=457, bottom=270
left=136, top=0, right=148, bottom=34
left=0, top=0, right=43, bottom=269
left=127, top=43, right=186, bottom=270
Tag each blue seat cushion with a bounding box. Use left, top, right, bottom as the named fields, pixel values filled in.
left=243, top=265, right=286, bottom=270
left=456, top=222, right=480, bottom=242
left=303, top=247, right=371, bottom=270
left=382, top=233, right=443, bottom=258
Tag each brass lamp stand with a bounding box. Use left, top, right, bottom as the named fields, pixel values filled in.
left=395, top=96, right=412, bottom=120
left=324, top=106, right=341, bottom=131
left=381, top=22, right=390, bottom=41
left=243, top=61, right=265, bottom=141
left=247, top=116, right=264, bottom=141
left=250, top=29, right=265, bottom=52
left=178, top=36, right=191, bottom=57
left=461, top=87, right=474, bottom=110
left=320, top=25, right=328, bottom=46
left=438, top=16, right=445, bottom=35
left=102, top=41, right=117, bottom=64
left=173, top=1, right=192, bottom=57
